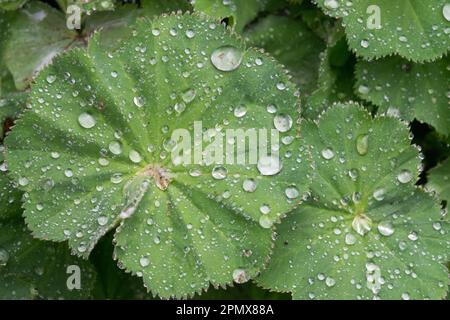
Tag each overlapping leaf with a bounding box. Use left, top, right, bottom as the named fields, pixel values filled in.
left=315, top=0, right=450, bottom=62
left=427, top=158, right=450, bottom=205
left=355, top=56, right=450, bottom=136
left=244, top=15, right=325, bottom=98
left=5, top=13, right=311, bottom=298
left=0, top=210, right=96, bottom=299
left=257, top=103, right=449, bottom=299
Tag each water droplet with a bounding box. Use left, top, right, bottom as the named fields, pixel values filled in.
left=111, top=71, right=118, bottom=78
left=120, top=176, right=150, bottom=218
left=443, top=4, right=450, bottom=21
left=78, top=112, right=96, bottom=129
left=210, top=46, right=243, bottom=71
left=360, top=39, right=369, bottom=48
left=266, top=104, right=277, bottom=114
left=46, top=74, right=56, bottom=83
left=276, top=82, right=286, bottom=91
left=64, top=169, right=73, bottom=178
left=181, top=88, right=196, bottom=104
left=401, top=293, right=410, bottom=300
left=358, top=85, right=370, bottom=95
left=407, top=231, right=418, bottom=241
left=240, top=179, right=256, bottom=193
left=185, top=29, right=195, bottom=38
left=372, top=188, right=385, bottom=201
left=273, top=114, right=293, bottom=132
left=285, top=186, right=299, bottom=199
left=259, top=204, right=271, bottom=214
left=109, top=141, right=122, bottom=155
left=234, top=105, right=247, bottom=118
left=356, top=134, right=369, bottom=155
left=432, top=222, right=442, bottom=231
left=397, top=170, right=412, bottom=184
left=110, top=173, right=123, bottom=184
left=18, top=177, right=29, bottom=186
left=259, top=215, right=273, bottom=229
left=377, top=221, right=395, bottom=236
left=140, top=256, right=150, bottom=267
left=257, top=155, right=282, bottom=176
left=174, top=102, right=186, bottom=114
left=151, top=28, right=160, bottom=36
left=97, top=216, right=108, bottom=226
left=352, top=214, right=372, bottom=236
left=133, top=96, right=144, bottom=108
left=324, top=0, right=339, bottom=9
left=345, top=233, right=356, bottom=245
left=129, top=150, right=142, bottom=163
left=51, top=151, right=60, bottom=159
left=232, top=268, right=249, bottom=284
left=212, top=166, right=227, bottom=180
left=0, top=248, right=9, bottom=266
left=321, top=148, right=335, bottom=160
left=325, top=277, right=336, bottom=287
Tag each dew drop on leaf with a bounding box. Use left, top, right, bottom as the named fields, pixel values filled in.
left=46, top=74, right=56, bottom=84
left=259, top=215, right=273, bottom=229
left=0, top=248, right=9, bottom=266
left=211, top=166, right=227, bottom=180
left=321, top=148, right=335, bottom=160
left=345, top=233, right=356, bottom=245
left=257, top=155, right=282, bottom=176
left=444, top=4, right=450, bottom=22
left=324, top=0, right=339, bottom=10
left=232, top=268, right=249, bottom=284
left=181, top=89, right=196, bottom=104
left=377, top=221, right=395, bottom=236
left=139, top=256, right=150, bottom=267
left=210, top=46, right=243, bottom=71
left=78, top=112, right=96, bottom=129
left=352, top=214, right=372, bottom=236
left=397, top=170, right=412, bottom=184
left=109, top=141, right=122, bottom=155
left=242, top=178, right=257, bottom=192
left=285, top=186, right=299, bottom=199
left=133, top=96, right=144, bottom=108
left=129, top=150, right=142, bottom=163
left=356, top=134, right=369, bottom=155
left=372, top=188, right=385, bottom=201
left=233, top=105, right=247, bottom=118
left=273, top=114, right=293, bottom=132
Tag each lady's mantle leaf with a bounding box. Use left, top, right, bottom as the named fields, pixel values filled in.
left=0, top=0, right=28, bottom=11
left=0, top=212, right=96, bottom=299
left=427, top=158, right=450, bottom=205
left=5, top=13, right=311, bottom=298
left=315, top=0, right=450, bottom=62
left=244, top=15, right=326, bottom=99
left=257, top=103, right=449, bottom=299
left=355, top=56, right=450, bottom=136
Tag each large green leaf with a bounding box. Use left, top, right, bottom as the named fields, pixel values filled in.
left=355, top=56, right=450, bottom=136
left=0, top=0, right=28, bottom=11
left=244, top=15, right=325, bottom=98
left=427, top=158, right=450, bottom=205
left=257, top=103, right=449, bottom=299
left=5, top=13, right=311, bottom=298
left=315, top=0, right=450, bottom=62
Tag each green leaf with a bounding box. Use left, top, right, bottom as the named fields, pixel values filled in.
left=244, top=15, right=326, bottom=98
left=257, top=103, right=449, bottom=299
left=6, top=13, right=311, bottom=298
left=193, top=0, right=268, bottom=32
left=0, top=0, right=28, bottom=11
left=1, top=1, right=79, bottom=90
left=0, top=214, right=96, bottom=299
left=427, top=158, right=450, bottom=205
left=66, top=0, right=115, bottom=13
left=139, top=0, right=191, bottom=17
left=314, top=0, right=450, bottom=62
left=355, top=55, right=450, bottom=136
left=304, top=34, right=357, bottom=119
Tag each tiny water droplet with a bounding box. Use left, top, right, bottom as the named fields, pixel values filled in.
left=242, top=179, right=257, bottom=192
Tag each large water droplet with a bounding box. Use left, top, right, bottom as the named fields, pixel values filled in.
left=372, top=188, right=385, bottom=201
left=321, top=148, right=335, bottom=160
left=356, top=134, right=369, bottom=155
left=377, top=221, right=395, bottom=236
left=46, top=74, right=56, bottom=83
left=273, top=114, right=293, bottom=132
left=120, top=176, right=150, bottom=219
left=97, top=216, right=108, bottom=226
left=140, top=256, right=150, bottom=267
left=234, top=105, right=247, bottom=118
left=133, top=96, right=144, bottom=108
left=129, top=150, right=142, bottom=163
left=181, top=89, right=196, bottom=104
left=78, top=112, right=96, bottom=129
left=443, top=4, right=450, bottom=21
left=397, top=170, right=412, bottom=184
left=232, top=268, right=249, bottom=284
left=242, top=179, right=257, bottom=192
left=285, top=186, right=299, bottom=199
left=257, top=155, right=282, bottom=176
left=109, top=141, right=122, bottom=155
left=324, top=0, right=339, bottom=9
left=352, top=214, right=372, bottom=236
left=259, top=215, right=273, bottom=229
left=212, top=166, right=227, bottom=180
left=211, top=46, right=243, bottom=72
left=345, top=233, right=356, bottom=245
